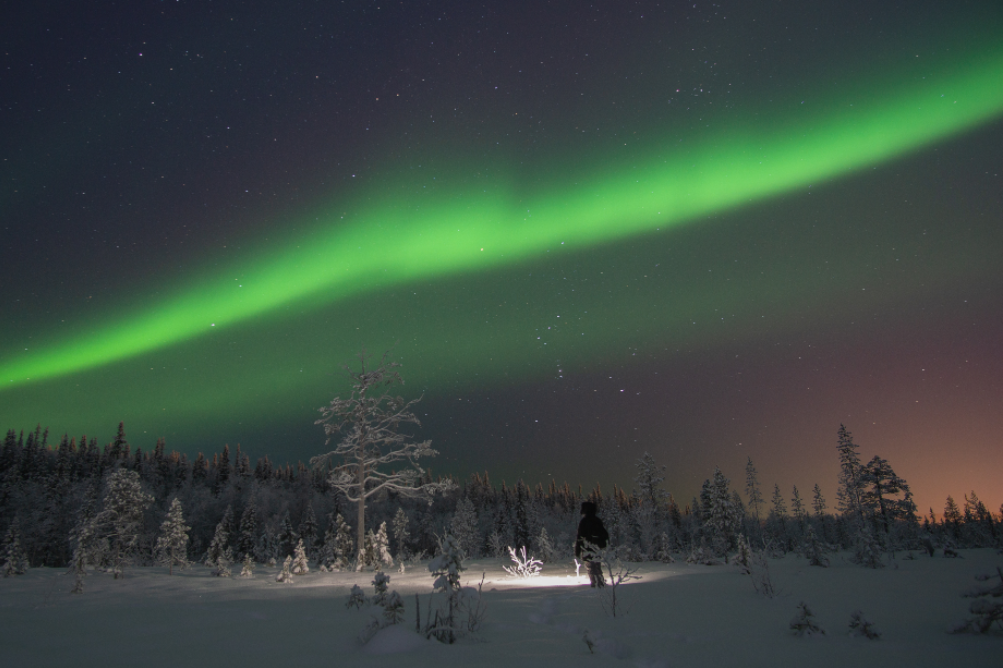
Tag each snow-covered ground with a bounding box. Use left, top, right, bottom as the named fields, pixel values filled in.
left=2, top=550, right=999, bottom=667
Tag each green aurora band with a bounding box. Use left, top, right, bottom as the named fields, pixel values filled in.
left=3, top=47, right=1003, bottom=391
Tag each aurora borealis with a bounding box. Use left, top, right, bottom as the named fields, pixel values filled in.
left=3, top=1, right=1002, bottom=512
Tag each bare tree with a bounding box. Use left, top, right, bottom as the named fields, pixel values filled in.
left=312, top=350, right=451, bottom=571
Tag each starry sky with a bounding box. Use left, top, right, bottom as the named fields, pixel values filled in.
left=3, top=1, right=1002, bottom=513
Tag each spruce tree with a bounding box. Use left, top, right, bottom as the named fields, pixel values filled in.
left=744, top=457, right=764, bottom=524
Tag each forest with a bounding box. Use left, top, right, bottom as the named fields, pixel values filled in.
left=2, top=420, right=999, bottom=579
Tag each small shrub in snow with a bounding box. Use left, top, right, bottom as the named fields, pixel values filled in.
left=952, top=567, right=1003, bottom=634
left=597, top=547, right=640, bottom=618
left=748, top=550, right=777, bottom=598
left=275, top=555, right=294, bottom=583
left=849, top=610, right=881, bottom=639
left=503, top=545, right=543, bottom=578
left=239, top=553, right=254, bottom=578
left=290, top=539, right=310, bottom=575
left=790, top=602, right=825, bottom=637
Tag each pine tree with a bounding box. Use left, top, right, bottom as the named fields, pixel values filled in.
left=155, top=498, right=190, bottom=575
left=860, top=455, right=916, bottom=539
left=312, top=351, right=452, bottom=571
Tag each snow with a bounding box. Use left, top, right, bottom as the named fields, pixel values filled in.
left=1, top=550, right=1000, bottom=667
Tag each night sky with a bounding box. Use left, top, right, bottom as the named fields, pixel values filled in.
left=3, top=1, right=1002, bottom=513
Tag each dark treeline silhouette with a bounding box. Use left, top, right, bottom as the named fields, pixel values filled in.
left=1, top=422, right=1000, bottom=572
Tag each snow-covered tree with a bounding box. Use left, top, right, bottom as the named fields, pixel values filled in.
left=744, top=457, right=764, bottom=524
left=155, top=498, right=190, bottom=575
left=239, top=553, right=254, bottom=577
left=236, top=497, right=258, bottom=560
left=450, top=497, right=480, bottom=558
left=312, top=350, right=453, bottom=570
left=633, top=451, right=668, bottom=507
left=98, top=469, right=153, bottom=578
left=836, top=425, right=866, bottom=525
left=428, top=534, right=466, bottom=643
left=802, top=525, right=829, bottom=567
left=952, top=567, right=1003, bottom=634
left=703, top=467, right=741, bottom=555
left=205, top=505, right=234, bottom=568
left=391, top=507, right=410, bottom=560
left=275, top=555, right=294, bottom=583
left=860, top=455, right=916, bottom=539
left=290, top=538, right=310, bottom=575
left=2, top=517, right=30, bottom=576
left=297, top=503, right=318, bottom=558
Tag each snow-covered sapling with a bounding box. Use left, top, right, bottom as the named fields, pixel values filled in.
left=239, top=553, right=254, bottom=578
left=290, top=538, right=310, bottom=575
left=383, top=590, right=405, bottom=625
left=372, top=570, right=391, bottom=606
left=154, top=498, right=190, bottom=575
left=346, top=584, right=367, bottom=609
left=952, top=567, right=1003, bottom=634
left=427, top=535, right=466, bottom=643
left=597, top=547, right=640, bottom=618
left=849, top=610, right=881, bottom=639
left=502, top=545, right=543, bottom=578
left=212, top=552, right=232, bottom=577
left=275, top=555, right=294, bottom=583
left=790, top=601, right=825, bottom=637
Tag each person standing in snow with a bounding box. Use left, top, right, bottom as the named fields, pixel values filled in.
left=575, top=501, right=609, bottom=587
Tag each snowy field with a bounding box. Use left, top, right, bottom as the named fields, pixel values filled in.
left=2, top=550, right=999, bottom=668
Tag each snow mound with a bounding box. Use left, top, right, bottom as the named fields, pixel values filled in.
left=362, top=625, right=430, bottom=655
